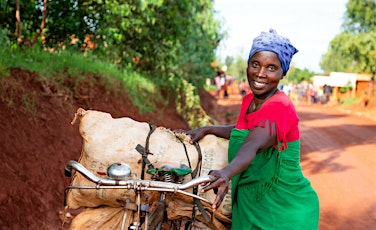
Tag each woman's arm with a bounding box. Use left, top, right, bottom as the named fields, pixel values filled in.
left=203, top=120, right=277, bottom=210
left=178, top=124, right=235, bottom=143
left=222, top=121, right=276, bottom=178
left=200, top=125, right=235, bottom=140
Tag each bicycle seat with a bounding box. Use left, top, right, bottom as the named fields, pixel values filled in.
left=147, top=162, right=192, bottom=177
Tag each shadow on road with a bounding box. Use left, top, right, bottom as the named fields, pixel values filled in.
left=320, top=204, right=376, bottom=230
left=297, top=105, right=376, bottom=174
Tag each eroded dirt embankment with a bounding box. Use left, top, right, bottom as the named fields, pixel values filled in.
left=0, top=68, right=190, bottom=229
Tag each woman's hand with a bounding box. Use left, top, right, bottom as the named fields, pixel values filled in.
left=174, top=127, right=209, bottom=144
left=201, top=170, right=229, bottom=211
left=175, top=125, right=235, bottom=144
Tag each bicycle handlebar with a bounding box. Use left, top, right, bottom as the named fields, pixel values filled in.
left=65, top=160, right=215, bottom=203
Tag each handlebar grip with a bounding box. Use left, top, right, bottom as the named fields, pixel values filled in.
left=64, top=165, right=72, bottom=177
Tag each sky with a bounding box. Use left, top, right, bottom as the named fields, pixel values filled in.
left=214, top=0, right=348, bottom=73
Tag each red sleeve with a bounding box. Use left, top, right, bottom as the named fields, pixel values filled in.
left=235, top=92, right=299, bottom=151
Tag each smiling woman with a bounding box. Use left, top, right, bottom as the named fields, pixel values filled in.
left=178, top=28, right=320, bottom=229
left=247, top=52, right=282, bottom=101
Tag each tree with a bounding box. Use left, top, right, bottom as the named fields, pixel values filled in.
left=227, top=55, right=247, bottom=82
left=1, top=0, right=223, bottom=84
left=320, top=0, right=376, bottom=74
left=284, top=65, right=316, bottom=84
left=1, top=0, right=224, bottom=125
left=343, top=0, right=376, bottom=33
left=28, top=0, right=47, bottom=46
left=44, top=0, right=104, bottom=49
left=1, top=0, right=47, bottom=46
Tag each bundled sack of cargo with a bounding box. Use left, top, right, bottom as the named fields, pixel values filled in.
left=69, top=192, right=231, bottom=230
left=65, top=108, right=232, bottom=224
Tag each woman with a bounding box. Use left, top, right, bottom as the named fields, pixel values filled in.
left=181, top=29, right=319, bottom=229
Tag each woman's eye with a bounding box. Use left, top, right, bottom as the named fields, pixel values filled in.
left=268, top=66, right=276, bottom=71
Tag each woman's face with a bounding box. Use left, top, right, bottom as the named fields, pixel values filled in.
left=246, top=51, right=283, bottom=98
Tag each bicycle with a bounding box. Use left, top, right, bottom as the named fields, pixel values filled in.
left=64, top=160, right=229, bottom=230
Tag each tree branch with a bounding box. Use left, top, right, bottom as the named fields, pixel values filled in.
left=30, top=0, right=48, bottom=46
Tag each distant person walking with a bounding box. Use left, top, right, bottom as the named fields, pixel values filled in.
left=214, top=70, right=222, bottom=98
left=239, top=80, right=248, bottom=97
left=221, top=74, right=229, bottom=99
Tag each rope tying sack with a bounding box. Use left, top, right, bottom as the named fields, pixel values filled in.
left=137, top=124, right=209, bottom=225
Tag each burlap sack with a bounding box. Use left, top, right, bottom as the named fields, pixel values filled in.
left=161, top=192, right=232, bottom=229
left=70, top=192, right=231, bottom=230
left=69, top=207, right=128, bottom=230
left=66, top=108, right=232, bottom=217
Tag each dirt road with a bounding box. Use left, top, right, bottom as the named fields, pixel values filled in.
left=297, top=103, right=376, bottom=230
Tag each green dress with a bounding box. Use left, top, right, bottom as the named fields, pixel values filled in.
left=229, top=92, right=319, bottom=229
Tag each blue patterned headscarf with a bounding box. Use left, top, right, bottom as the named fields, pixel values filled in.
left=248, top=28, right=298, bottom=75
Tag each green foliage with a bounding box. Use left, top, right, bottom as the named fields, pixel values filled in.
left=85, top=0, right=222, bottom=85
left=0, top=28, right=11, bottom=46
left=44, top=0, right=103, bottom=48
left=121, top=71, right=161, bottom=113
left=0, top=0, right=224, bottom=127
left=321, top=31, right=376, bottom=73
left=0, top=0, right=44, bottom=43
left=340, top=97, right=359, bottom=105
left=321, top=0, right=376, bottom=74
left=284, top=65, right=316, bottom=84
left=224, top=56, right=234, bottom=71
left=169, top=77, right=212, bottom=128
left=343, top=0, right=376, bottom=33
left=1, top=43, right=161, bottom=111
left=0, top=43, right=213, bottom=126
left=3, top=44, right=116, bottom=81
left=339, top=80, right=353, bottom=93
left=204, top=84, right=216, bottom=91
left=1, top=0, right=222, bottom=84
left=227, top=55, right=247, bottom=82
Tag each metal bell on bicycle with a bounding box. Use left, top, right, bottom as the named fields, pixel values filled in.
left=107, top=162, right=131, bottom=180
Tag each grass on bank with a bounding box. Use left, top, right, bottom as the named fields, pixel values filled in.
left=0, top=44, right=213, bottom=128
left=0, top=45, right=159, bottom=113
